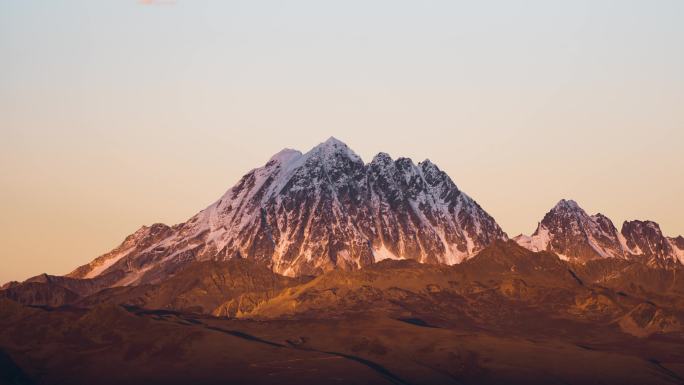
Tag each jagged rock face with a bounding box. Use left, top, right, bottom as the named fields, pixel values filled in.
left=622, top=221, right=672, bottom=260
left=622, top=221, right=684, bottom=266
left=515, top=200, right=684, bottom=265
left=618, top=302, right=681, bottom=338
left=671, top=236, right=684, bottom=251
left=365, top=154, right=504, bottom=265
left=0, top=282, right=79, bottom=307
left=1, top=271, right=127, bottom=307
left=68, top=224, right=175, bottom=281
left=670, top=236, right=684, bottom=263
left=514, top=200, right=627, bottom=262
left=70, top=138, right=507, bottom=285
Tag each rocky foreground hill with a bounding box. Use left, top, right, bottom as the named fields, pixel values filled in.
left=2, top=241, right=684, bottom=384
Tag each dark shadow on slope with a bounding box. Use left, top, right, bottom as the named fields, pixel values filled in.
left=321, top=351, right=414, bottom=385
left=204, top=326, right=287, bottom=348
left=202, top=323, right=412, bottom=384
left=567, top=269, right=584, bottom=286
left=122, top=306, right=185, bottom=317
left=0, top=349, right=33, bottom=385
left=397, top=318, right=439, bottom=328
left=157, top=311, right=415, bottom=385
left=647, top=358, right=684, bottom=384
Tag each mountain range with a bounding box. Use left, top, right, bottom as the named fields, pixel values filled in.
left=2, top=138, right=684, bottom=385
left=28, top=137, right=681, bottom=291
left=65, top=137, right=507, bottom=285
left=515, top=198, right=684, bottom=266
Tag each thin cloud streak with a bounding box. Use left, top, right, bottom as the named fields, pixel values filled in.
left=138, top=0, right=176, bottom=6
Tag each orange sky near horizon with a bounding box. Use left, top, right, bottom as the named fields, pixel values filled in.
left=1, top=1, right=683, bottom=283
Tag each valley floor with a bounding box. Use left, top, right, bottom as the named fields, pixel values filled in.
left=1, top=302, right=684, bottom=385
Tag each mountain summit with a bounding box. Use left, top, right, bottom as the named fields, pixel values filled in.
left=514, top=199, right=627, bottom=261
left=69, top=138, right=507, bottom=284
left=515, top=199, right=684, bottom=265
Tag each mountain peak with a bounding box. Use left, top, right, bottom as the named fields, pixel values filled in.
left=418, top=158, right=441, bottom=176
left=371, top=152, right=393, bottom=164
left=516, top=199, right=626, bottom=261
left=552, top=199, right=582, bottom=212
left=307, top=137, right=362, bottom=163
left=544, top=199, right=589, bottom=225
left=323, top=136, right=345, bottom=146
left=268, top=148, right=303, bottom=165
left=518, top=201, right=684, bottom=265
left=314, top=136, right=349, bottom=152
left=623, top=219, right=661, bottom=231
left=70, top=139, right=506, bottom=281
left=619, top=220, right=681, bottom=265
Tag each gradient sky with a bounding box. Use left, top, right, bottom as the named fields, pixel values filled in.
left=1, top=0, right=683, bottom=283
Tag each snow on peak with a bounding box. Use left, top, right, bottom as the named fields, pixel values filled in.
left=552, top=199, right=583, bottom=212
left=418, top=158, right=443, bottom=177
left=323, top=136, right=345, bottom=146
left=515, top=199, right=630, bottom=261
left=517, top=201, right=684, bottom=265
left=371, top=152, right=393, bottom=164
left=268, top=148, right=303, bottom=165
left=633, top=220, right=661, bottom=231
left=514, top=225, right=551, bottom=253
left=418, top=159, right=437, bottom=170
left=77, top=137, right=508, bottom=283
left=670, top=236, right=684, bottom=264
left=307, top=137, right=363, bottom=163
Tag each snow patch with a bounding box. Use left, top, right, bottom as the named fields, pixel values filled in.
left=373, top=244, right=402, bottom=262
left=514, top=226, right=550, bottom=252
left=668, top=239, right=684, bottom=264
left=84, top=251, right=129, bottom=279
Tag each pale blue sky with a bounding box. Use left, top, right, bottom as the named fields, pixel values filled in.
left=1, top=1, right=683, bottom=282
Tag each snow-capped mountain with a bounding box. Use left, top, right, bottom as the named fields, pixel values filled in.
left=69, top=137, right=507, bottom=285
left=515, top=199, right=684, bottom=265
left=622, top=220, right=684, bottom=266
left=514, top=199, right=628, bottom=262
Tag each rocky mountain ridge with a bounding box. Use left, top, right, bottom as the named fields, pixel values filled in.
left=515, top=199, right=684, bottom=266
left=4, top=139, right=683, bottom=293
left=65, top=137, right=506, bottom=286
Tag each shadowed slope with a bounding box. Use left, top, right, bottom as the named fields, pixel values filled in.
left=78, top=259, right=310, bottom=315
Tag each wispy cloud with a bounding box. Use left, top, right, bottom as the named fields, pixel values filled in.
left=138, top=0, right=176, bottom=5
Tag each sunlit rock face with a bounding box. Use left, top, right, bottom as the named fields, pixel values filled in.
left=622, top=220, right=684, bottom=267
left=515, top=199, right=628, bottom=262
left=69, top=137, right=507, bottom=284
left=515, top=200, right=684, bottom=266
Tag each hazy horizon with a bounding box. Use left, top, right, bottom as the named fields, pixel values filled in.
left=2, top=0, right=683, bottom=283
